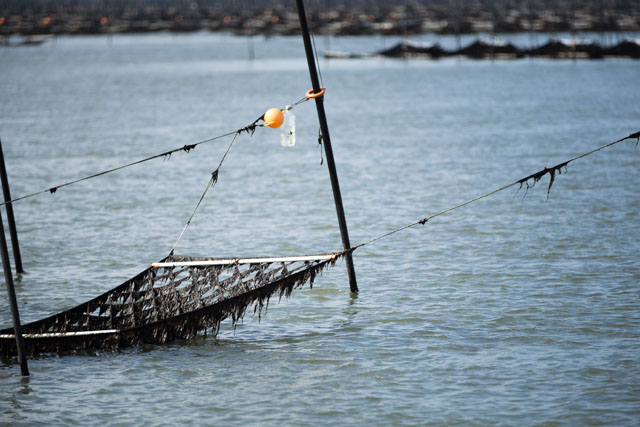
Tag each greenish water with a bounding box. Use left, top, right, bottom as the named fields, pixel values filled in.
left=1, top=32, right=639, bottom=425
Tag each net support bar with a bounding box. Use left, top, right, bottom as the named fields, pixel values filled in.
left=151, top=253, right=339, bottom=269
left=0, top=329, right=119, bottom=339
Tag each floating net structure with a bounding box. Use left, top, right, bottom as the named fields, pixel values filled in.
left=328, top=38, right=640, bottom=60
left=0, top=91, right=332, bottom=359
left=0, top=37, right=637, bottom=363
left=0, top=253, right=342, bottom=357
left=2, top=129, right=638, bottom=358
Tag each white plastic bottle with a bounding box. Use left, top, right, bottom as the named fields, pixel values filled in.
left=280, top=105, right=295, bottom=147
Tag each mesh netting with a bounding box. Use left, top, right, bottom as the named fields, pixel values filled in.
left=0, top=253, right=341, bottom=357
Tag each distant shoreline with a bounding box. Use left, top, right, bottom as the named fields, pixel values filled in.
left=1, top=1, right=638, bottom=38
left=2, top=27, right=639, bottom=41
left=2, top=25, right=638, bottom=39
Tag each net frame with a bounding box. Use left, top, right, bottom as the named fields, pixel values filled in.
left=0, top=253, right=341, bottom=357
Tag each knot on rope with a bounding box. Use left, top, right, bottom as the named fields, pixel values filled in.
left=49, top=187, right=58, bottom=194
left=418, top=218, right=429, bottom=225
left=182, top=144, right=196, bottom=153
left=237, top=121, right=260, bottom=136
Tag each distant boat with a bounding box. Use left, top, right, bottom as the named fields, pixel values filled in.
left=0, top=34, right=54, bottom=47
left=21, top=34, right=55, bottom=46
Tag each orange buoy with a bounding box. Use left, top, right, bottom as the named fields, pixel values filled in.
left=263, top=108, right=284, bottom=128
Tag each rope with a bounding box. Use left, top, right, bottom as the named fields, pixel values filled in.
left=170, top=132, right=239, bottom=254
left=1, top=97, right=311, bottom=207
left=169, top=96, right=313, bottom=253
left=352, top=130, right=639, bottom=251
left=1, top=131, right=239, bottom=206
left=292, top=96, right=309, bottom=107
left=309, top=19, right=324, bottom=88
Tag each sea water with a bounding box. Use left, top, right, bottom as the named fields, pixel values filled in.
left=0, top=32, right=639, bottom=425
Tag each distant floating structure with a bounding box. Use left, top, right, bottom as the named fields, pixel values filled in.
left=0, top=34, right=54, bottom=47
left=324, top=38, right=640, bottom=60
left=375, top=41, right=448, bottom=59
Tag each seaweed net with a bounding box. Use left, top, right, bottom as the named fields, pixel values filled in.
left=0, top=253, right=342, bottom=357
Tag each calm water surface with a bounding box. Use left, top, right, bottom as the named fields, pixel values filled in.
left=1, top=32, right=639, bottom=425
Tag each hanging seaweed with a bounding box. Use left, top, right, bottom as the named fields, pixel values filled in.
left=514, top=132, right=639, bottom=199
left=516, top=161, right=570, bottom=198
left=353, top=130, right=639, bottom=250
left=0, top=253, right=342, bottom=357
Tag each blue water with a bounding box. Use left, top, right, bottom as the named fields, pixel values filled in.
left=1, top=32, right=639, bottom=425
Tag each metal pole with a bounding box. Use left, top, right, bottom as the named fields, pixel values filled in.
left=1, top=210, right=29, bottom=376
left=295, top=0, right=358, bottom=293
left=0, top=139, right=24, bottom=274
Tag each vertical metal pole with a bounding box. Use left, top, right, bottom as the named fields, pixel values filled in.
left=1, top=211, right=29, bottom=376
left=295, top=0, right=358, bottom=293
left=0, top=139, right=24, bottom=274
